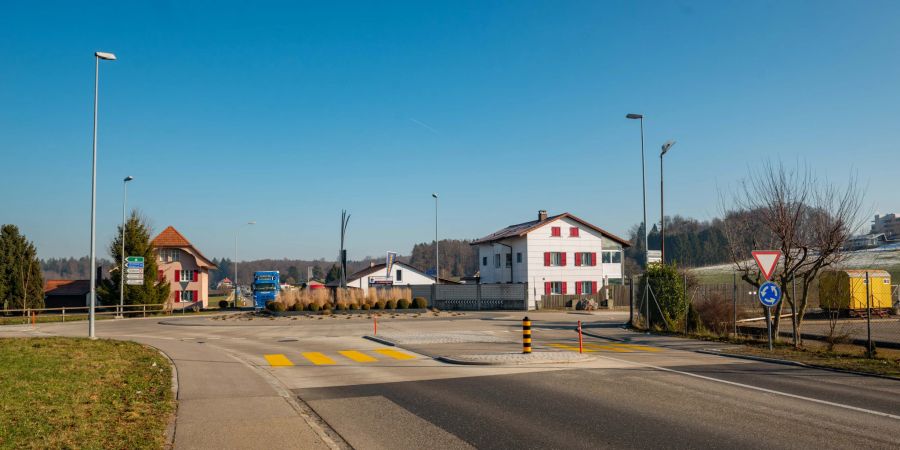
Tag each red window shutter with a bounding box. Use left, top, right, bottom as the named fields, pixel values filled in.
left=561, top=282, right=567, bottom=294
left=570, top=227, right=579, bottom=237
left=560, top=252, right=567, bottom=266
left=173, top=290, right=179, bottom=301
left=193, top=290, right=198, bottom=301
left=544, top=252, right=551, bottom=266
left=174, top=270, right=180, bottom=282
left=591, top=252, right=597, bottom=266
left=592, top=281, right=598, bottom=294
left=193, top=270, right=199, bottom=282
left=575, top=281, right=582, bottom=295
left=544, top=282, right=551, bottom=294
left=574, top=253, right=581, bottom=266
left=551, top=227, right=560, bottom=237
left=157, top=270, right=163, bottom=282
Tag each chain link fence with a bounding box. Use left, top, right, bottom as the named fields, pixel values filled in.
left=629, top=272, right=900, bottom=352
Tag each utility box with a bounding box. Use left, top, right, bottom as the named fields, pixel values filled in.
left=819, top=269, right=892, bottom=311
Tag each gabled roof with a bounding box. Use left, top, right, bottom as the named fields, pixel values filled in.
left=151, top=226, right=218, bottom=269
left=471, top=212, right=631, bottom=247
left=326, top=261, right=457, bottom=286
left=44, top=279, right=91, bottom=296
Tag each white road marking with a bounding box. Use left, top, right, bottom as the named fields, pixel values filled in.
left=593, top=353, right=900, bottom=421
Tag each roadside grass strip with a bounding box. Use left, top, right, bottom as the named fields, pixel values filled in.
left=302, top=352, right=337, bottom=365
left=0, top=337, right=174, bottom=449
left=339, top=350, right=378, bottom=362
left=374, top=349, right=417, bottom=360
left=264, top=354, right=295, bottom=366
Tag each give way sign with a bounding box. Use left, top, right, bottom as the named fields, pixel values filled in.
left=751, top=250, right=781, bottom=281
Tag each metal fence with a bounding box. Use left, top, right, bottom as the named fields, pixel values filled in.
left=539, top=283, right=631, bottom=310
left=0, top=302, right=202, bottom=324
left=410, top=283, right=528, bottom=310
left=629, top=272, right=900, bottom=351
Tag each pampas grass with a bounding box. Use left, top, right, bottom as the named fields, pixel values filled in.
left=278, top=286, right=411, bottom=310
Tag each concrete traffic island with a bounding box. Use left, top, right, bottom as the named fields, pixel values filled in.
left=437, top=351, right=594, bottom=365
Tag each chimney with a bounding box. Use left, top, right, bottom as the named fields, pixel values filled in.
left=538, top=210, right=548, bottom=221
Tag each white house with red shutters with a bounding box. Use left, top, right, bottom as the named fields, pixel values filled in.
left=472, top=210, right=630, bottom=309
left=151, top=226, right=218, bottom=309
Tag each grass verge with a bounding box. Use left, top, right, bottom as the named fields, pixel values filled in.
left=719, top=339, right=900, bottom=378
left=0, top=337, right=174, bottom=449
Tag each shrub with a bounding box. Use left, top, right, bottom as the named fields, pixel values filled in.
left=337, top=302, right=348, bottom=311
left=362, top=303, right=371, bottom=310
left=218, top=300, right=229, bottom=309
left=309, top=303, right=321, bottom=312
left=321, top=302, right=332, bottom=310
left=386, top=299, right=398, bottom=309
left=292, top=303, right=305, bottom=312
left=397, top=299, right=411, bottom=309
left=637, top=263, right=686, bottom=329
left=375, top=301, right=386, bottom=310
left=349, top=303, right=359, bottom=310
left=266, top=301, right=286, bottom=312
left=413, top=297, right=427, bottom=309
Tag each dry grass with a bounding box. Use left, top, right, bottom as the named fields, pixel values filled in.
left=277, top=287, right=412, bottom=310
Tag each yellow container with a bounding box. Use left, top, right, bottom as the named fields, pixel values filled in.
left=819, top=270, right=892, bottom=310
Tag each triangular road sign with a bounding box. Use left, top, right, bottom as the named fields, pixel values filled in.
left=751, top=250, right=781, bottom=281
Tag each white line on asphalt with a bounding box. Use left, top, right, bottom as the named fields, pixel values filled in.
left=593, top=354, right=900, bottom=421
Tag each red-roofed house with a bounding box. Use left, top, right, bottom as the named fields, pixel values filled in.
left=44, top=279, right=91, bottom=308
left=152, top=226, right=218, bottom=309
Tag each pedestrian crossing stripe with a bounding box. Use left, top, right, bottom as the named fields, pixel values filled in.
left=264, top=354, right=295, bottom=366
left=264, top=349, right=418, bottom=366
left=339, top=350, right=378, bottom=362
left=374, top=349, right=416, bottom=360
left=302, top=352, right=336, bottom=365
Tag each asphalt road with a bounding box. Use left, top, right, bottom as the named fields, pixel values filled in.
left=3, top=310, right=900, bottom=449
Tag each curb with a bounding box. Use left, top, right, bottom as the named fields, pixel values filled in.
left=435, top=355, right=497, bottom=365
left=148, top=346, right=179, bottom=450
left=436, top=353, right=594, bottom=366
left=362, top=335, right=397, bottom=347
left=696, top=348, right=900, bottom=381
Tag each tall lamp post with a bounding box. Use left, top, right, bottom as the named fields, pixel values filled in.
left=432, top=193, right=439, bottom=284
left=88, top=51, right=116, bottom=339
left=660, top=140, right=676, bottom=264
left=234, top=221, right=256, bottom=308
left=626, top=114, right=649, bottom=328
left=118, top=175, right=134, bottom=318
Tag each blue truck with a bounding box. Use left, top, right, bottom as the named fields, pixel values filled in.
left=252, top=271, right=280, bottom=309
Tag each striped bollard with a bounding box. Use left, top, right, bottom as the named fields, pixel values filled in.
left=523, top=316, right=532, bottom=354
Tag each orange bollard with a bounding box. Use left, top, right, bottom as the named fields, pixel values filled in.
left=577, top=320, right=583, bottom=354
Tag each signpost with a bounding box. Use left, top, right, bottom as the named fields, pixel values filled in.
left=125, top=256, right=144, bottom=287
left=647, top=250, right=662, bottom=264
left=752, top=250, right=782, bottom=350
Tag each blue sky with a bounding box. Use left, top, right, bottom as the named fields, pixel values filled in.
left=2, top=1, right=899, bottom=261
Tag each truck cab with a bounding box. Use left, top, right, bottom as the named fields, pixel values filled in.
left=252, top=271, right=280, bottom=309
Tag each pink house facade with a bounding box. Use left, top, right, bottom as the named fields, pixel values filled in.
left=151, top=226, right=217, bottom=309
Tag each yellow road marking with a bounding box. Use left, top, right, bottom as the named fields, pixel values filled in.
left=608, top=343, right=663, bottom=352
left=264, top=354, right=294, bottom=367
left=374, top=349, right=416, bottom=360
left=339, top=350, right=377, bottom=362
left=302, top=352, right=336, bottom=365
left=550, top=342, right=633, bottom=353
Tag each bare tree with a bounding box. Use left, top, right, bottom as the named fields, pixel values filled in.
left=722, top=161, right=863, bottom=346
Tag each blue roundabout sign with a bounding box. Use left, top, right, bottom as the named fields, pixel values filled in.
left=758, top=281, right=782, bottom=307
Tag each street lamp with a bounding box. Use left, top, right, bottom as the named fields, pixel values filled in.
left=660, top=140, right=676, bottom=264
left=88, top=51, right=116, bottom=339
left=234, top=221, right=255, bottom=308
left=432, top=193, right=439, bottom=284
left=627, top=113, right=651, bottom=330
left=118, top=175, right=134, bottom=318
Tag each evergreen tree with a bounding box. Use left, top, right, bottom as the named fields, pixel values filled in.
left=0, top=224, right=44, bottom=309
left=325, top=264, right=341, bottom=283
left=312, top=264, right=325, bottom=280
left=96, top=211, right=170, bottom=305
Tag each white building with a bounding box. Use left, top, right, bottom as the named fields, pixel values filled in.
left=344, top=262, right=438, bottom=288
left=472, top=210, right=630, bottom=309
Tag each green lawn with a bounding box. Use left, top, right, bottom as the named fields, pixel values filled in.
left=0, top=337, right=175, bottom=449
left=720, top=339, right=900, bottom=378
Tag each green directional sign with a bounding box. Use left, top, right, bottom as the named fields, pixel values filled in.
left=126, top=256, right=145, bottom=263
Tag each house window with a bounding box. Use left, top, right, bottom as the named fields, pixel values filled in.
left=550, top=282, right=564, bottom=294
left=580, top=281, right=593, bottom=294
left=550, top=252, right=562, bottom=266
left=177, top=290, right=196, bottom=302
left=396, top=269, right=402, bottom=282
left=483, top=256, right=488, bottom=266
left=162, top=249, right=179, bottom=262
left=180, top=269, right=196, bottom=282
left=505, top=253, right=512, bottom=268
left=578, top=253, right=593, bottom=266
left=551, top=227, right=561, bottom=237
left=570, top=227, right=580, bottom=237
left=602, top=251, right=622, bottom=264
left=516, top=252, right=522, bottom=263
left=494, top=254, right=501, bottom=268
